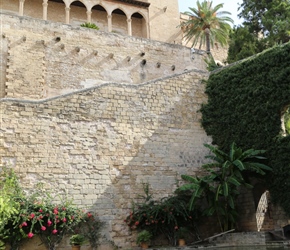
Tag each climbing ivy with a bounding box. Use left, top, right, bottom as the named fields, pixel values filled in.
left=201, top=42, right=290, bottom=216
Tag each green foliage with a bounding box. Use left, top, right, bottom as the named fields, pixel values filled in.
left=136, top=230, right=152, bottom=244
left=238, top=0, right=290, bottom=45
left=180, top=0, right=233, bottom=52
left=201, top=42, right=290, bottom=217
left=0, top=169, right=103, bottom=250
left=77, top=212, right=104, bottom=250
left=227, top=26, right=267, bottom=63
left=80, top=22, right=99, bottom=30
left=178, top=143, right=271, bottom=232
left=204, top=55, right=222, bottom=71
left=124, top=183, right=199, bottom=246
left=69, top=234, right=86, bottom=246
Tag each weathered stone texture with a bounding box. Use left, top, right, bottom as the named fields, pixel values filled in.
left=0, top=13, right=207, bottom=100
left=0, top=69, right=211, bottom=248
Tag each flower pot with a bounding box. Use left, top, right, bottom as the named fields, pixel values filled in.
left=178, top=239, right=186, bottom=246
left=140, top=242, right=149, bottom=249
left=72, top=246, right=81, bottom=250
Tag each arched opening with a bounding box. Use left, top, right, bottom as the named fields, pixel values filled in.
left=23, top=0, right=43, bottom=19
left=47, top=0, right=66, bottom=23
left=256, top=190, right=272, bottom=232
left=282, top=105, right=290, bottom=136
left=131, top=12, right=147, bottom=38
left=111, top=8, right=127, bottom=35
left=69, top=1, right=87, bottom=26
left=1, top=0, right=18, bottom=15
left=91, top=5, right=108, bottom=32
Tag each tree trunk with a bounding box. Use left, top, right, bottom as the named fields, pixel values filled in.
left=205, top=28, right=210, bottom=53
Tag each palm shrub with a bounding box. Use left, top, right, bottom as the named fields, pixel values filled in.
left=180, top=0, right=233, bottom=52
left=179, top=142, right=272, bottom=232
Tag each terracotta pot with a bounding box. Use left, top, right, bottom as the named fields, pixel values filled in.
left=140, top=242, right=149, bottom=249
left=178, top=239, right=186, bottom=246
left=71, top=245, right=81, bottom=250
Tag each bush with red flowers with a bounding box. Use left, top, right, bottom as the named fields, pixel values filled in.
left=124, top=184, right=200, bottom=246
left=0, top=169, right=88, bottom=250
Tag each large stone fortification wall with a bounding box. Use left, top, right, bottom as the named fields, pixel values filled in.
left=0, top=69, right=211, bottom=248
left=0, top=13, right=206, bottom=100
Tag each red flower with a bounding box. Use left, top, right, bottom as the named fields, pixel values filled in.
left=22, top=222, right=28, bottom=227
left=62, top=207, right=66, bottom=211
left=87, top=212, right=92, bottom=217
left=135, top=221, right=139, bottom=226
left=62, top=218, right=67, bottom=223
left=27, top=232, right=34, bottom=238
left=39, top=209, right=43, bottom=212
left=41, top=226, right=46, bottom=231
left=47, top=220, right=52, bottom=226
left=52, top=229, right=58, bottom=234
left=30, top=213, right=35, bottom=219
left=53, top=208, right=58, bottom=215
left=174, top=226, right=178, bottom=230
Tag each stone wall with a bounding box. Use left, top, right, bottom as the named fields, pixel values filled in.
left=0, top=12, right=207, bottom=100
left=0, top=69, right=211, bottom=248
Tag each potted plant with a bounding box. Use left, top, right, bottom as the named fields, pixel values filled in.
left=136, top=230, right=152, bottom=249
left=69, top=234, right=86, bottom=250
left=176, top=227, right=188, bottom=246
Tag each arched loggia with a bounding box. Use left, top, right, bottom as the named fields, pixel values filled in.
left=131, top=12, right=147, bottom=38
left=91, top=5, right=108, bottom=31
left=69, top=1, right=87, bottom=25
left=111, top=8, right=127, bottom=35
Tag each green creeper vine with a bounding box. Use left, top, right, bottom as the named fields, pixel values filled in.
left=201, top=42, right=290, bottom=216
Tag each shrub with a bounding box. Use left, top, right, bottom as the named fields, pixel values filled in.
left=80, top=22, right=99, bottom=30
left=125, top=184, right=199, bottom=246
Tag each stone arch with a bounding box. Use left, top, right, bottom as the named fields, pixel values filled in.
left=131, top=12, right=147, bottom=38
left=69, top=0, right=87, bottom=25
left=47, top=0, right=66, bottom=23
left=111, top=8, right=127, bottom=35
left=23, top=0, right=43, bottom=19
left=256, top=190, right=272, bottom=231
left=91, top=4, right=108, bottom=31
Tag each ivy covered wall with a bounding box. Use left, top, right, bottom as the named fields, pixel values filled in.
left=201, top=42, right=290, bottom=217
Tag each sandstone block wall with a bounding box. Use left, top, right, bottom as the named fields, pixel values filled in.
left=0, top=69, right=211, bottom=248
left=0, top=12, right=206, bottom=100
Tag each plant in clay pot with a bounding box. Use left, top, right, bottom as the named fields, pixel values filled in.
left=69, top=234, right=86, bottom=250
left=136, top=230, right=152, bottom=249
left=176, top=227, right=188, bottom=246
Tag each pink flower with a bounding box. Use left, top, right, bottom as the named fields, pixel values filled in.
left=53, top=208, right=58, bottom=215
left=39, top=209, right=43, bottom=212
left=27, top=232, right=34, bottom=238
left=62, top=218, right=67, bottom=223
left=87, top=212, right=92, bottom=217
left=41, top=226, right=46, bottom=231
left=52, top=229, right=58, bottom=234
left=135, top=221, right=139, bottom=226
left=47, top=220, right=52, bottom=226
left=30, top=213, right=35, bottom=219
left=22, top=222, right=28, bottom=227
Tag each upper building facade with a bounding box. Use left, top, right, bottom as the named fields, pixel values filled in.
left=1, top=0, right=182, bottom=44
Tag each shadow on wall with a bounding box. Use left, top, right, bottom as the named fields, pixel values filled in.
left=0, top=70, right=211, bottom=248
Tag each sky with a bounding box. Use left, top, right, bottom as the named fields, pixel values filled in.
left=178, top=0, right=244, bottom=27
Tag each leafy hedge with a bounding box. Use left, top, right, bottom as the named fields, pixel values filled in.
left=201, top=42, right=290, bottom=216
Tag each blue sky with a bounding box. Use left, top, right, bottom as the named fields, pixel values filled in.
left=178, top=0, right=244, bottom=26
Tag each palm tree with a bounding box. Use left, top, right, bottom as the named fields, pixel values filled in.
left=180, top=1, right=233, bottom=53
